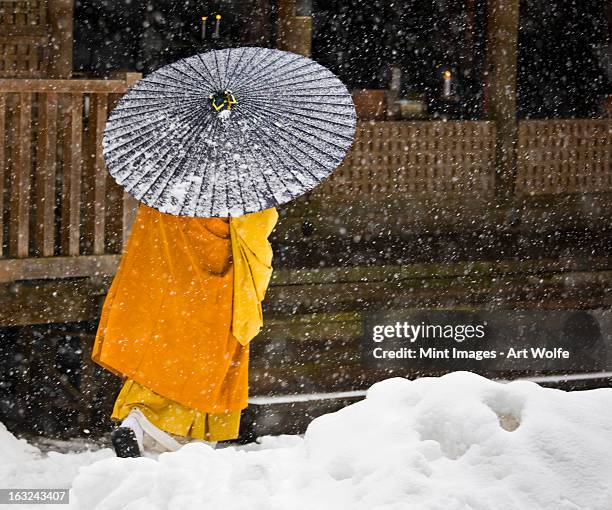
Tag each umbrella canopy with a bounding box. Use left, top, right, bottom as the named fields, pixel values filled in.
left=103, top=47, right=356, bottom=217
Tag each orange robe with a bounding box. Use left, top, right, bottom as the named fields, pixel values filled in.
left=92, top=204, right=277, bottom=427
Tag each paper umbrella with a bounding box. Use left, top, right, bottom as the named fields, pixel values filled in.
left=103, top=47, right=357, bottom=217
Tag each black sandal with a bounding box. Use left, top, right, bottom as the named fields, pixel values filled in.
left=111, top=427, right=142, bottom=458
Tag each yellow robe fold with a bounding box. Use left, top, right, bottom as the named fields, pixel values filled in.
left=93, top=204, right=277, bottom=441
left=230, top=207, right=278, bottom=346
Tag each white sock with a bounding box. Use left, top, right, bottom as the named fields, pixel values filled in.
left=121, top=411, right=144, bottom=452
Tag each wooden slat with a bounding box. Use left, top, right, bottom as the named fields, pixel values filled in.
left=9, top=92, right=31, bottom=257
left=0, top=79, right=129, bottom=93
left=89, top=93, right=108, bottom=255
left=35, top=92, right=57, bottom=256
left=60, top=93, right=82, bottom=256
left=47, top=0, right=73, bottom=78
left=0, top=95, right=5, bottom=257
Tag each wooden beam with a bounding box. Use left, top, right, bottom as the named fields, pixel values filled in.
left=0, top=95, right=5, bottom=256
left=276, top=0, right=312, bottom=57
left=47, top=0, right=74, bottom=78
left=483, top=0, right=520, bottom=199
left=0, top=254, right=120, bottom=282
left=0, top=80, right=130, bottom=93
left=0, top=278, right=109, bottom=326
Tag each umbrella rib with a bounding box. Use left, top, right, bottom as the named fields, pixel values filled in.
left=245, top=88, right=353, bottom=103
left=242, top=96, right=356, bottom=134
left=221, top=47, right=233, bottom=92
left=223, top=48, right=265, bottom=92
left=232, top=54, right=303, bottom=93
left=223, top=47, right=263, bottom=94
left=246, top=107, right=347, bottom=174
left=249, top=131, right=312, bottom=197
left=222, top=47, right=253, bottom=91
left=115, top=117, right=201, bottom=196
left=154, top=68, right=210, bottom=93
left=247, top=102, right=355, bottom=146
left=111, top=96, right=205, bottom=111
left=212, top=50, right=225, bottom=92
left=224, top=114, right=269, bottom=214
left=115, top=104, right=215, bottom=194
left=135, top=77, right=199, bottom=95
left=232, top=115, right=288, bottom=209
left=229, top=50, right=286, bottom=91
left=251, top=92, right=352, bottom=100
left=242, top=94, right=356, bottom=119
left=266, top=84, right=356, bottom=96
left=109, top=107, right=210, bottom=192
left=174, top=58, right=218, bottom=93
left=233, top=54, right=306, bottom=95
left=104, top=105, right=205, bottom=159
left=143, top=110, right=216, bottom=207
left=105, top=101, right=206, bottom=128
left=242, top=143, right=285, bottom=209
left=221, top=149, right=237, bottom=216
left=196, top=53, right=224, bottom=93
left=191, top=120, right=222, bottom=216
left=230, top=107, right=284, bottom=214
left=164, top=60, right=217, bottom=90
left=244, top=109, right=327, bottom=184
left=245, top=67, right=333, bottom=95
left=105, top=122, right=182, bottom=166
left=125, top=88, right=208, bottom=98
left=249, top=105, right=354, bottom=155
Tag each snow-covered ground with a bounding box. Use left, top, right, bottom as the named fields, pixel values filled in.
left=2, top=372, right=612, bottom=509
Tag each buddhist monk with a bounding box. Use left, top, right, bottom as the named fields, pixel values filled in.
left=91, top=203, right=278, bottom=457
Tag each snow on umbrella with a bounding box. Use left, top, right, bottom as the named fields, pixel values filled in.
left=103, top=47, right=356, bottom=217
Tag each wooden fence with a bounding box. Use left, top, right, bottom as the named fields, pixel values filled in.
left=0, top=76, right=140, bottom=280
left=313, top=121, right=497, bottom=200
left=0, top=0, right=49, bottom=78
left=516, top=119, right=611, bottom=195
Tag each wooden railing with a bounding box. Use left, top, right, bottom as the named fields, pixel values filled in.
left=516, top=119, right=611, bottom=195
left=314, top=119, right=611, bottom=202
left=313, top=121, right=497, bottom=200
left=0, top=78, right=608, bottom=284
left=0, top=75, right=140, bottom=281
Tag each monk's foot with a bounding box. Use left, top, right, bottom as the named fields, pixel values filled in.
left=111, top=427, right=142, bottom=458
left=129, top=408, right=182, bottom=454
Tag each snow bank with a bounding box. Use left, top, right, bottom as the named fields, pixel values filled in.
left=0, top=421, right=112, bottom=504
left=69, top=372, right=612, bottom=510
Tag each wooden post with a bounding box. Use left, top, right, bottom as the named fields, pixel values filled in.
left=47, top=0, right=74, bottom=78
left=277, top=0, right=312, bottom=57
left=483, top=0, right=520, bottom=200
left=60, top=93, right=83, bottom=256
